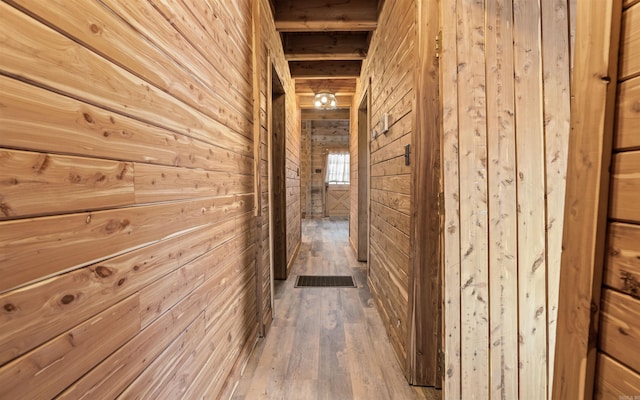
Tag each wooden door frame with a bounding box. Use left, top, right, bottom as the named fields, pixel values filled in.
left=270, top=63, right=287, bottom=280
left=266, top=53, right=275, bottom=319
left=408, top=0, right=442, bottom=387
left=552, top=1, right=622, bottom=399
left=251, top=0, right=265, bottom=338
left=357, top=88, right=370, bottom=263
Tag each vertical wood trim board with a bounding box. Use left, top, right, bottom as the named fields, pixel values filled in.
left=266, top=51, right=276, bottom=317
left=441, top=0, right=573, bottom=398
left=540, top=1, right=573, bottom=395
left=411, top=0, right=442, bottom=387
left=252, top=0, right=265, bottom=337
left=456, top=0, right=490, bottom=397
left=557, top=0, right=640, bottom=398
left=485, top=0, right=518, bottom=398
left=552, top=1, right=623, bottom=399
left=441, top=0, right=462, bottom=397
left=513, top=1, right=548, bottom=398
left=349, top=99, right=360, bottom=255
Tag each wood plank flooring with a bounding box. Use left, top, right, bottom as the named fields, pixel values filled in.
left=232, top=218, right=441, bottom=400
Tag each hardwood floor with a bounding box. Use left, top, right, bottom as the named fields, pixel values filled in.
left=232, top=218, right=441, bottom=400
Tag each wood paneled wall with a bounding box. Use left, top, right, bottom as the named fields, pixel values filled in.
left=300, top=120, right=349, bottom=218
left=352, top=0, right=417, bottom=379
left=554, top=1, right=639, bottom=398
left=441, top=0, right=572, bottom=399
left=0, top=0, right=293, bottom=397
left=257, top=0, right=300, bottom=297
left=600, top=3, right=640, bottom=394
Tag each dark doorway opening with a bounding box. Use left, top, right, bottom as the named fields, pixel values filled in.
left=357, top=91, right=369, bottom=263
left=271, top=65, right=288, bottom=280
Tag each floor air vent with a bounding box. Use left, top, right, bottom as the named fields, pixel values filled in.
left=295, top=275, right=357, bottom=288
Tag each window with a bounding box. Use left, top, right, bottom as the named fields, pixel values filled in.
left=325, top=152, right=350, bottom=184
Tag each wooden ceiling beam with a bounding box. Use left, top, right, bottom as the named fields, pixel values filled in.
left=276, top=20, right=376, bottom=32
left=273, top=0, right=378, bottom=32
left=283, top=32, right=368, bottom=61
left=289, top=60, right=362, bottom=79
left=301, top=108, right=351, bottom=120
left=295, top=78, right=357, bottom=95
left=298, top=94, right=353, bottom=109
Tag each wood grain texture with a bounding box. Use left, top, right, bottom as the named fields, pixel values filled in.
left=0, top=76, right=252, bottom=173
left=619, top=2, right=640, bottom=80
left=0, top=223, right=232, bottom=366
left=289, top=60, right=363, bottom=78
left=541, top=1, right=572, bottom=393
left=0, top=2, right=251, bottom=156
left=440, top=0, right=573, bottom=398
left=0, top=195, right=251, bottom=293
left=57, top=272, right=208, bottom=400
left=0, top=149, right=134, bottom=219
left=599, top=289, right=640, bottom=373
left=595, top=353, right=640, bottom=399
left=513, top=1, right=548, bottom=398
left=440, top=0, right=461, bottom=396
left=605, top=222, right=640, bottom=299
left=485, top=0, right=518, bottom=397
left=616, top=76, right=640, bottom=150
left=273, top=0, right=378, bottom=32
left=456, top=0, right=490, bottom=397
left=0, top=295, right=140, bottom=400
left=553, top=1, right=623, bottom=399
left=7, top=0, right=253, bottom=135
left=0, top=0, right=283, bottom=397
left=410, top=0, right=442, bottom=386
left=610, top=150, right=640, bottom=222
left=296, top=78, right=357, bottom=94
left=134, top=163, right=253, bottom=204
left=283, top=32, right=369, bottom=60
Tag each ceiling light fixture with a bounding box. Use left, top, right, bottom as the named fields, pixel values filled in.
left=314, top=92, right=337, bottom=110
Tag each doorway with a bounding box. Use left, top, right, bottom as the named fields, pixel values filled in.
left=271, top=65, right=287, bottom=280
left=357, top=91, right=369, bottom=263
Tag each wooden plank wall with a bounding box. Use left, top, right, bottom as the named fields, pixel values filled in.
left=594, top=1, right=640, bottom=396
left=441, top=0, right=572, bottom=399
left=352, top=0, right=417, bottom=379
left=551, top=2, right=622, bottom=398
left=0, top=0, right=292, bottom=398
left=305, top=120, right=350, bottom=218
left=258, top=0, right=300, bottom=308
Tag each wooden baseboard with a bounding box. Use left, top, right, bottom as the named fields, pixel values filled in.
left=367, top=274, right=410, bottom=380
left=286, top=239, right=301, bottom=277
left=221, top=322, right=260, bottom=400
left=262, top=306, right=273, bottom=337
left=349, top=236, right=358, bottom=257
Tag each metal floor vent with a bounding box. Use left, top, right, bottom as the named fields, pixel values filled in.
left=295, top=275, right=356, bottom=288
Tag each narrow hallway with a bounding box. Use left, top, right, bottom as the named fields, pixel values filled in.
left=232, top=219, right=441, bottom=400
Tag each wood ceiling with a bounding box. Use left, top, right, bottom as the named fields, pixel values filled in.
left=269, top=0, right=383, bottom=113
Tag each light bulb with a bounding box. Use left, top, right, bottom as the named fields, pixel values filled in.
left=321, top=95, right=328, bottom=104
left=315, top=100, right=322, bottom=107
left=330, top=99, right=336, bottom=107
